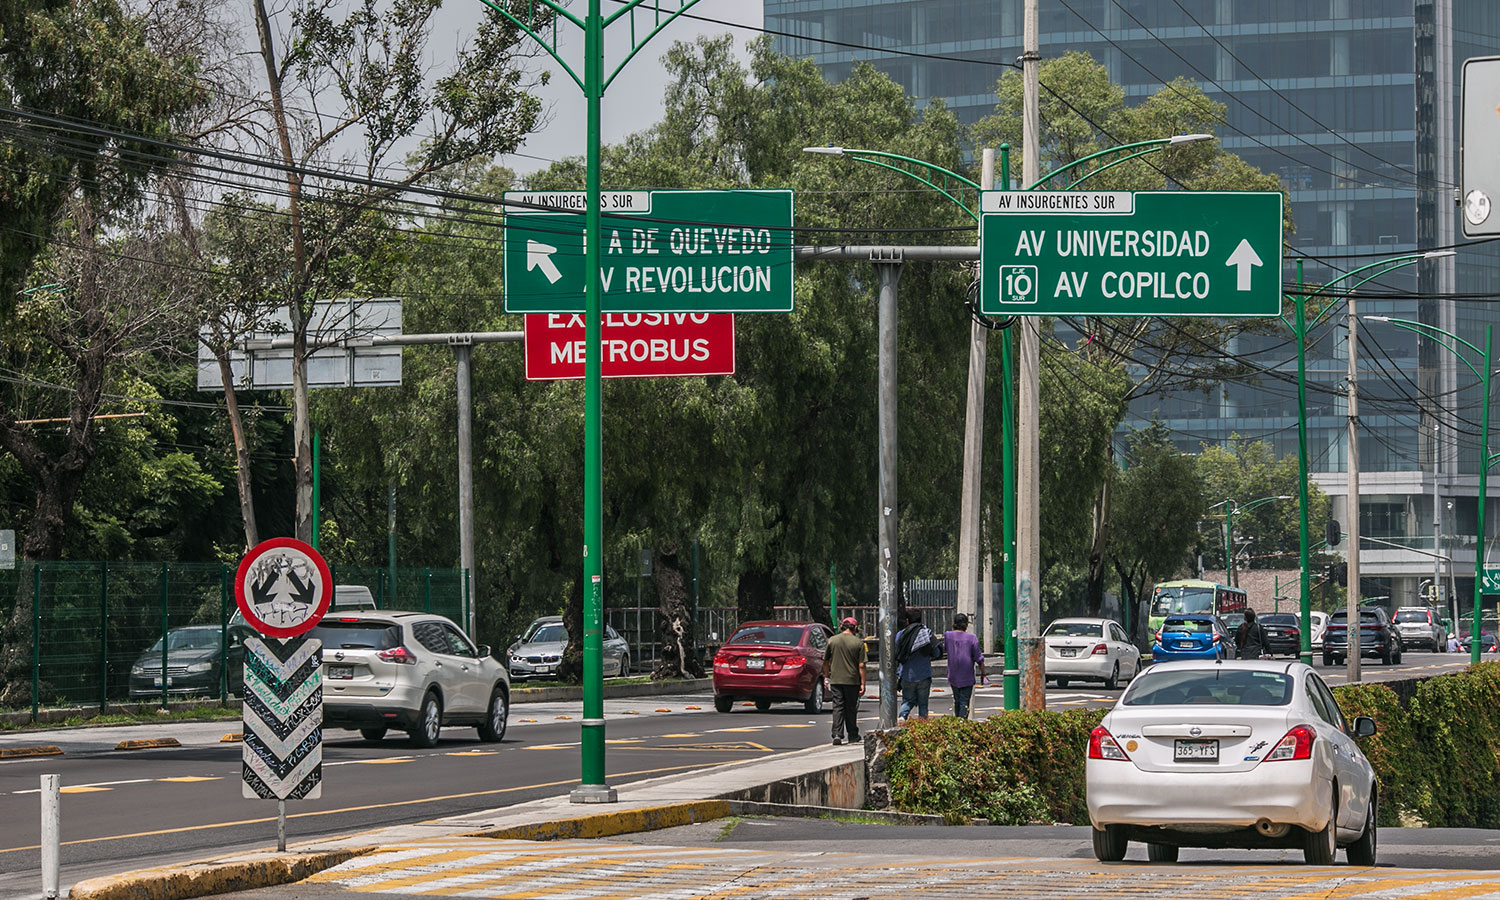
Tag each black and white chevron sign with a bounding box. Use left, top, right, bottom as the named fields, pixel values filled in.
left=242, top=636, right=323, bottom=800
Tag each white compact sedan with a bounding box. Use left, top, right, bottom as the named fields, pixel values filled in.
left=1044, top=617, right=1140, bottom=689
left=1086, top=660, right=1379, bottom=865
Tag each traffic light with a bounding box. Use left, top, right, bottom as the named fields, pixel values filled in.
left=1334, top=562, right=1348, bottom=587
left=1325, top=519, right=1342, bottom=548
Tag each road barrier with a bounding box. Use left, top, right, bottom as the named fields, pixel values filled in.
left=2, top=561, right=465, bottom=721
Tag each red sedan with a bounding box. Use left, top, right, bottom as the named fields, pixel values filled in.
left=712, top=620, right=833, bottom=713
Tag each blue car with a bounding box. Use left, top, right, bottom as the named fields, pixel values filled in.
left=1152, top=614, right=1230, bottom=661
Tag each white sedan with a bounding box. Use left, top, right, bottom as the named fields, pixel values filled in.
left=1044, top=617, right=1140, bottom=689
left=1086, top=660, right=1379, bottom=865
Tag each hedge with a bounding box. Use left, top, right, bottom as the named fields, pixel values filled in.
left=883, top=663, right=1500, bottom=828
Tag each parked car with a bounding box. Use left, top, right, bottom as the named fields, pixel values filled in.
left=1220, top=611, right=1247, bottom=636
left=1043, top=617, right=1140, bottom=689
left=506, top=615, right=630, bottom=682
left=1151, top=614, right=1230, bottom=663
left=1393, top=606, right=1445, bottom=652
left=1321, top=608, right=1404, bottom=666
left=312, top=611, right=509, bottom=747
left=128, top=621, right=256, bottom=700
left=1086, top=659, right=1379, bottom=865
left=1258, top=613, right=1302, bottom=658
left=712, top=620, right=833, bottom=713
left=1309, top=611, right=1329, bottom=651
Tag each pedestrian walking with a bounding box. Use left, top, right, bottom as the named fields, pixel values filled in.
left=943, top=613, right=985, bottom=719
left=894, top=610, right=938, bottom=721
left=826, top=617, right=866, bottom=745
left=1235, top=608, right=1269, bottom=660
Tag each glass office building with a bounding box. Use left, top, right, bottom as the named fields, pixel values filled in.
left=766, top=1, right=1500, bottom=614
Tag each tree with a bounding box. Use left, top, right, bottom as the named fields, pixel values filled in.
left=1197, top=437, right=1331, bottom=572
left=973, top=51, right=1291, bottom=613
left=1109, top=423, right=1204, bottom=636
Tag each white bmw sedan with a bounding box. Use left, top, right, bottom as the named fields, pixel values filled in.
left=1086, top=659, right=1379, bottom=865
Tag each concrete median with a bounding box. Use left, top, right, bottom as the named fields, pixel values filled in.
left=68, top=847, right=372, bottom=900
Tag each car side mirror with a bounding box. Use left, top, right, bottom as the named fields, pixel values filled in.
left=1352, top=716, right=1377, bottom=738
left=477, top=644, right=491, bottom=658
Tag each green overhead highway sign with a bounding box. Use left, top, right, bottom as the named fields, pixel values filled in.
left=1483, top=567, right=1500, bottom=594
left=979, top=191, right=1283, bottom=317
left=504, top=190, right=795, bottom=314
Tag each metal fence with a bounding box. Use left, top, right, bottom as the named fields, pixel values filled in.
left=9, top=561, right=466, bottom=719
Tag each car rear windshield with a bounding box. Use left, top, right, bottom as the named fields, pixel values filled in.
left=148, top=629, right=222, bottom=652
left=1329, top=611, right=1380, bottom=624
left=308, top=621, right=401, bottom=650
left=727, top=626, right=804, bottom=646
left=1161, top=618, right=1214, bottom=634
left=1394, top=610, right=1429, bottom=623
left=1045, top=622, right=1103, bottom=637
left=1123, top=669, right=1293, bottom=706
left=1260, top=614, right=1298, bottom=626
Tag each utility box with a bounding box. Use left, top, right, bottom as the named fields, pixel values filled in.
left=1461, top=56, right=1500, bottom=237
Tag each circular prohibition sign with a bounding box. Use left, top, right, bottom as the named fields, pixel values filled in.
left=234, top=537, right=333, bottom=638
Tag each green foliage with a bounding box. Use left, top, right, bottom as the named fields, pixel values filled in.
left=1409, top=662, right=1500, bottom=828
left=1333, top=682, right=1420, bottom=827
left=1111, top=423, right=1205, bottom=605
left=1197, top=437, right=1332, bottom=572
left=885, top=709, right=1104, bottom=824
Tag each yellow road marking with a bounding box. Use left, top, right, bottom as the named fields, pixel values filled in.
left=659, top=733, right=700, bottom=739
left=354, top=758, right=414, bottom=765
left=445, top=751, right=497, bottom=757
left=158, top=777, right=220, bottom=783
left=59, top=786, right=109, bottom=794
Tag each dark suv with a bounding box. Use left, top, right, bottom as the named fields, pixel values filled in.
left=1322, top=607, right=1404, bottom=666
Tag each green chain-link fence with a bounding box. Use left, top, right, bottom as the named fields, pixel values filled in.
left=10, top=561, right=466, bottom=720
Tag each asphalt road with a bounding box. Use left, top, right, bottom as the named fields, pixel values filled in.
left=0, top=650, right=1475, bottom=897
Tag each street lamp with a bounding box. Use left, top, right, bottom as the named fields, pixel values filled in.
left=1286, top=250, right=1457, bottom=665
left=1363, top=311, right=1490, bottom=665
left=1209, top=496, right=1292, bottom=587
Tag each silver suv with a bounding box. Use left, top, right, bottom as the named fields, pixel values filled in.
left=311, top=612, right=510, bottom=747
left=1393, top=606, right=1445, bottom=652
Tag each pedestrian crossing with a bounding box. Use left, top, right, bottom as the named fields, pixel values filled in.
left=309, top=837, right=1500, bottom=899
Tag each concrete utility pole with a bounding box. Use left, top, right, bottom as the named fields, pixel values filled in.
left=1018, top=0, right=1045, bottom=711
left=955, top=148, right=997, bottom=647
left=1346, top=296, right=1362, bottom=683
left=875, top=253, right=901, bottom=729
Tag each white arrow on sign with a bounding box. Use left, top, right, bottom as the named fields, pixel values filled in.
left=1225, top=239, right=1263, bottom=291
left=526, top=240, right=563, bottom=284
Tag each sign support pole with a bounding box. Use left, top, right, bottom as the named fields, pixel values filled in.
left=1295, top=259, right=1314, bottom=664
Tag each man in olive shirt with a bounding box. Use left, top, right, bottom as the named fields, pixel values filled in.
left=827, top=617, right=867, bottom=745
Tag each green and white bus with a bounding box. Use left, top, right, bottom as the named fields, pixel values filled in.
left=1148, top=579, right=1249, bottom=635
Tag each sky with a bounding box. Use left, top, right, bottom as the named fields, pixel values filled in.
left=435, top=2, right=767, bottom=175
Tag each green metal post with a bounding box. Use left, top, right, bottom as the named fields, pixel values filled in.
left=1295, top=260, right=1313, bottom=664
left=99, top=561, right=108, bottom=714
left=31, top=563, right=39, bottom=723
left=160, top=562, right=170, bottom=708
left=387, top=478, right=397, bottom=607
left=577, top=0, right=610, bottom=800
left=829, top=563, right=838, bottom=623
left=691, top=539, right=699, bottom=621
left=1000, top=143, right=1019, bottom=712
left=1475, top=326, right=1493, bottom=665
left=312, top=429, right=321, bottom=551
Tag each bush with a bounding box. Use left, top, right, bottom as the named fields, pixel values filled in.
left=1332, top=682, right=1418, bottom=826
left=1408, top=661, right=1500, bottom=827
left=885, top=709, right=1103, bottom=824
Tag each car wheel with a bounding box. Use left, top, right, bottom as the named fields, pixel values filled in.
left=1146, top=842, right=1179, bottom=863
left=621, top=654, right=631, bottom=675
left=1346, top=794, right=1377, bottom=866
left=1380, top=646, right=1392, bottom=665
left=754, top=698, right=772, bottom=712
left=1393, top=647, right=1403, bottom=664
left=1103, top=663, right=1120, bottom=691
left=359, top=727, right=387, bottom=742
left=477, top=686, right=508, bottom=743
left=1056, top=677, right=1070, bottom=689
left=804, top=680, right=824, bottom=714
left=1303, top=787, right=1338, bottom=865
left=409, top=691, right=442, bottom=749
left=1091, top=825, right=1127, bottom=862
left=714, top=694, right=733, bottom=713
left=1322, top=654, right=1333, bottom=667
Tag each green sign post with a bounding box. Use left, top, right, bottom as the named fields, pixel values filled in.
left=979, top=191, right=1283, bottom=317
left=504, top=190, right=794, bottom=313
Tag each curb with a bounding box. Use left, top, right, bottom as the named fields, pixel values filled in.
left=68, top=847, right=374, bottom=900
left=0, top=745, right=62, bottom=758
left=511, top=678, right=712, bottom=704
left=727, top=800, right=948, bottom=826
left=465, top=800, right=732, bottom=841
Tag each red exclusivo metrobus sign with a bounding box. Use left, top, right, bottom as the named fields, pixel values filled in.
left=524, top=312, right=735, bottom=381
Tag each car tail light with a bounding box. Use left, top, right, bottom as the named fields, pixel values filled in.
left=714, top=652, right=731, bottom=665
left=1091, top=643, right=1108, bottom=655
left=1155, top=631, right=1165, bottom=644
left=1265, top=724, right=1316, bottom=761
left=784, top=655, right=806, bottom=668
left=1211, top=633, right=1221, bottom=643
left=377, top=646, right=417, bottom=665
left=1088, top=726, right=1130, bottom=761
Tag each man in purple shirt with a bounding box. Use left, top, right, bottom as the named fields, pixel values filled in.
left=943, top=614, right=985, bottom=719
